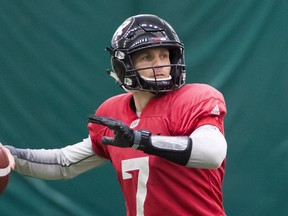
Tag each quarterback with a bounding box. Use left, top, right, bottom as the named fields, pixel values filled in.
left=3, top=14, right=227, bottom=216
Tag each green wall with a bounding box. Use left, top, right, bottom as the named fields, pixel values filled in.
left=1, top=1, right=287, bottom=215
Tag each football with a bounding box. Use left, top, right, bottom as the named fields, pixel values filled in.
left=0, top=146, right=11, bottom=195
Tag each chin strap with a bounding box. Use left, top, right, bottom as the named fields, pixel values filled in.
left=107, top=69, right=123, bottom=85
left=140, top=75, right=172, bottom=81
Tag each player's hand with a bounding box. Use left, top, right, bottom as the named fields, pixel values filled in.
left=88, top=115, right=136, bottom=148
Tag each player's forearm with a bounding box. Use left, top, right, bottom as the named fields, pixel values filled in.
left=8, top=147, right=76, bottom=180
left=135, top=125, right=227, bottom=169
left=5, top=137, right=107, bottom=180
left=135, top=134, right=192, bottom=166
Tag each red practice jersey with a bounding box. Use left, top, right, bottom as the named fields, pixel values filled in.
left=89, top=84, right=227, bottom=216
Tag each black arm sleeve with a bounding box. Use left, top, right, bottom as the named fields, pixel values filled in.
left=135, top=130, right=193, bottom=166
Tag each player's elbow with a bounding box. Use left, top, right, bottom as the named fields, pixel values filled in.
left=204, top=135, right=227, bottom=169
left=206, top=146, right=227, bottom=169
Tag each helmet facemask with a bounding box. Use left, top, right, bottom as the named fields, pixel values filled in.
left=126, top=64, right=174, bottom=93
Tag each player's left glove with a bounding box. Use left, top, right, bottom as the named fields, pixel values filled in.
left=88, top=115, right=151, bottom=149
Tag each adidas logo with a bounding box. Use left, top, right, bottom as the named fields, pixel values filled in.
left=211, top=104, right=220, bottom=115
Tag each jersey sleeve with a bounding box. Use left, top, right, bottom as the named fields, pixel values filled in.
left=172, top=84, right=227, bottom=135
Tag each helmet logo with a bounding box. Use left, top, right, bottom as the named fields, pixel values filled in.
left=112, top=20, right=131, bottom=43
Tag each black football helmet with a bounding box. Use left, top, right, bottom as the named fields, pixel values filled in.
left=106, top=14, right=186, bottom=93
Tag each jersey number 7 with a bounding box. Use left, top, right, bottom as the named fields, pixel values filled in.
left=122, top=157, right=149, bottom=216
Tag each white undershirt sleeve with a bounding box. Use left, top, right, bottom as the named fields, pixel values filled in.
left=10, top=136, right=107, bottom=180
left=186, top=125, right=227, bottom=169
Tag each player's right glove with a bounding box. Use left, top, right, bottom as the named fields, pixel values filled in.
left=88, top=115, right=151, bottom=149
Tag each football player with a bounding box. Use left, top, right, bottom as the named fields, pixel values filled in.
left=4, top=14, right=227, bottom=215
